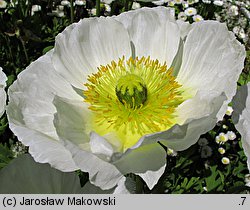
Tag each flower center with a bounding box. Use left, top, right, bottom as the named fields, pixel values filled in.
left=84, top=56, right=184, bottom=151
left=115, top=74, right=147, bottom=109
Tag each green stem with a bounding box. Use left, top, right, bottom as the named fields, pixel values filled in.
left=124, top=0, right=129, bottom=11
left=136, top=176, right=144, bottom=194
left=19, top=37, right=29, bottom=64
left=4, top=36, right=14, bottom=65
left=96, top=0, right=101, bottom=17
left=70, top=0, right=74, bottom=23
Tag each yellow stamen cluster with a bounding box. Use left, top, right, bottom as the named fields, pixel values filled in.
left=84, top=56, right=184, bottom=150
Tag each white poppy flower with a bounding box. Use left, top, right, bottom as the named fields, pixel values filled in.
left=0, top=67, right=7, bottom=118
left=232, top=84, right=250, bottom=171
left=7, top=7, right=245, bottom=190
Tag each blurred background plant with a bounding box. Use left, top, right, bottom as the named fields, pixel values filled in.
left=0, top=0, right=250, bottom=193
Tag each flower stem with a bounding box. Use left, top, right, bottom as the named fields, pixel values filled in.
left=96, top=0, right=101, bottom=17
left=136, top=176, right=144, bottom=193
left=19, top=37, right=29, bottom=64
left=70, top=0, right=74, bottom=23
left=125, top=0, right=129, bottom=11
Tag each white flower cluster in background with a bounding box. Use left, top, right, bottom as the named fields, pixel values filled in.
left=215, top=0, right=250, bottom=43
left=155, top=0, right=204, bottom=22
left=151, top=0, right=249, bottom=37
left=11, top=141, right=27, bottom=158
left=49, top=5, right=65, bottom=18
left=215, top=131, right=237, bottom=144
left=214, top=130, right=237, bottom=165
left=47, top=0, right=88, bottom=17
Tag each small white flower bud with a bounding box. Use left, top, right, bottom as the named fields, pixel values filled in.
left=218, top=147, right=225, bottom=154
left=221, top=157, right=230, bottom=165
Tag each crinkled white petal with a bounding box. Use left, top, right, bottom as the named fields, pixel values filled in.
left=52, top=17, right=131, bottom=89
left=53, top=93, right=166, bottom=189
left=177, top=21, right=245, bottom=121
left=6, top=123, right=78, bottom=171
left=115, top=6, right=180, bottom=66
left=0, top=67, right=7, bottom=117
left=136, top=164, right=166, bottom=190
left=53, top=96, right=90, bottom=146
left=176, top=20, right=192, bottom=39
left=63, top=139, right=123, bottom=190
left=136, top=93, right=226, bottom=151
left=176, top=90, right=223, bottom=125
left=53, top=95, right=115, bottom=162
left=113, top=177, right=132, bottom=194
left=113, top=143, right=166, bottom=175
left=7, top=51, right=81, bottom=171
left=89, top=132, right=114, bottom=160
left=232, top=84, right=250, bottom=171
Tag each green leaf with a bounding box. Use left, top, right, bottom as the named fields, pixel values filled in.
left=205, top=166, right=223, bottom=192
left=124, top=177, right=136, bottom=194
left=0, top=117, right=8, bottom=135
left=80, top=182, right=114, bottom=194
left=42, top=46, right=54, bottom=54
left=0, top=144, right=13, bottom=169
left=0, top=154, right=83, bottom=193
